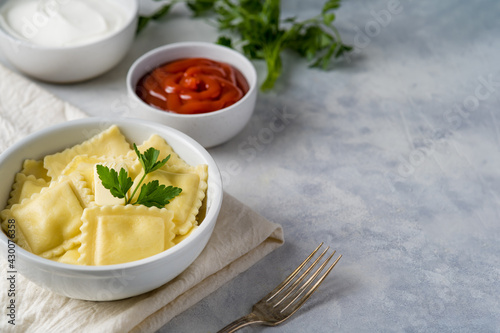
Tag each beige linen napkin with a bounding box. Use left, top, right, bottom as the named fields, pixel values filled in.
left=0, top=63, right=284, bottom=332
left=0, top=64, right=87, bottom=151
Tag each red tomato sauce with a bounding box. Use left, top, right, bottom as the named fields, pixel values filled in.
left=135, top=58, right=249, bottom=114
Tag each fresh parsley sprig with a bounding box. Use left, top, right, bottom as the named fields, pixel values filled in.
left=96, top=144, right=182, bottom=208
left=137, top=0, right=351, bottom=90
left=214, top=0, right=352, bottom=90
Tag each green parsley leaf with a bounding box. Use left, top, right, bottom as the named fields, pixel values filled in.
left=322, top=0, right=341, bottom=13
left=96, top=165, right=133, bottom=201
left=135, top=180, right=183, bottom=208
left=133, top=143, right=170, bottom=174
left=186, top=0, right=218, bottom=16
left=217, top=35, right=233, bottom=47
left=136, top=3, right=174, bottom=34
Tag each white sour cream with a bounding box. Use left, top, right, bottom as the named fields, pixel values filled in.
left=0, top=0, right=129, bottom=47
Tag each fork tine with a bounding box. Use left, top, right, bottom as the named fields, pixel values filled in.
left=281, top=252, right=342, bottom=314
left=266, top=242, right=325, bottom=302
left=272, top=245, right=331, bottom=306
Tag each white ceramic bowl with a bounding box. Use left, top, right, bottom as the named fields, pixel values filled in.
left=0, top=117, right=223, bottom=301
left=126, top=41, right=258, bottom=148
left=0, top=0, right=138, bottom=83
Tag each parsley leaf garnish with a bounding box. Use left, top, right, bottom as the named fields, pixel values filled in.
left=96, top=144, right=182, bottom=208
left=134, top=144, right=169, bottom=174
left=96, top=165, right=133, bottom=204
left=135, top=181, right=183, bottom=208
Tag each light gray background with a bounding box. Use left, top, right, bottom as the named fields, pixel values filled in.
left=2, top=0, right=499, bottom=332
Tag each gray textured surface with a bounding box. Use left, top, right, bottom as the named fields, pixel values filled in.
left=2, top=0, right=499, bottom=331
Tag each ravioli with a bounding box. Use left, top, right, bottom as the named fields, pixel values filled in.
left=1, top=175, right=93, bottom=258
left=127, top=134, right=191, bottom=170
left=53, top=245, right=81, bottom=265
left=132, top=164, right=208, bottom=235
left=44, top=125, right=131, bottom=179
left=6, top=173, right=48, bottom=208
left=79, top=206, right=175, bottom=265
left=60, top=155, right=141, bottom=193
left=20, top=159, right=51, bottom=182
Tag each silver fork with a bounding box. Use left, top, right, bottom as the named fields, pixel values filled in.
left=217, top=243, right=342, bottom=332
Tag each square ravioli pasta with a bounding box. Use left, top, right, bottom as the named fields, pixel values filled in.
left=44, top=125, right=132, bottom=179
left=79, top=206, right=175, bottom=265
left=1, top=174, right=93, bottom=258
left=1, top=126, right=209, bottom=266
left=131, top=165, right=208, bottom=235
left=6, top=173, right=49, bottom=209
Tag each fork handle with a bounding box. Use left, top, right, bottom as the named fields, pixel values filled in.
left=217, top=312, right=263, bottom=333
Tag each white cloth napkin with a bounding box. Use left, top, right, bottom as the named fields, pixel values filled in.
left=0, top=63, right=284, bottom=332
left=0, top=64, right=87, bottom=151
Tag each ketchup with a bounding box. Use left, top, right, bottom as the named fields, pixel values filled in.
left=136, top=58, right=249, bottom=114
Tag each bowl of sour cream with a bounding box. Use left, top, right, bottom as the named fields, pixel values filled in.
left=0, top=0, right=138, bottom=83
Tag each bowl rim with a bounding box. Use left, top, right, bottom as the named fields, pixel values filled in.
left=126, top=41, right=258, bottom=119
left=0, top=0, right=138, bottom=50
left=0, top=117, right=223, bottom=272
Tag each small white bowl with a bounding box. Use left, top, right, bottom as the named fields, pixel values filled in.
left=0, top=0, right=138, bottom=83
left=0, top=117, right=223, bottom=301
left=126, top=41, right=258, bottom=148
